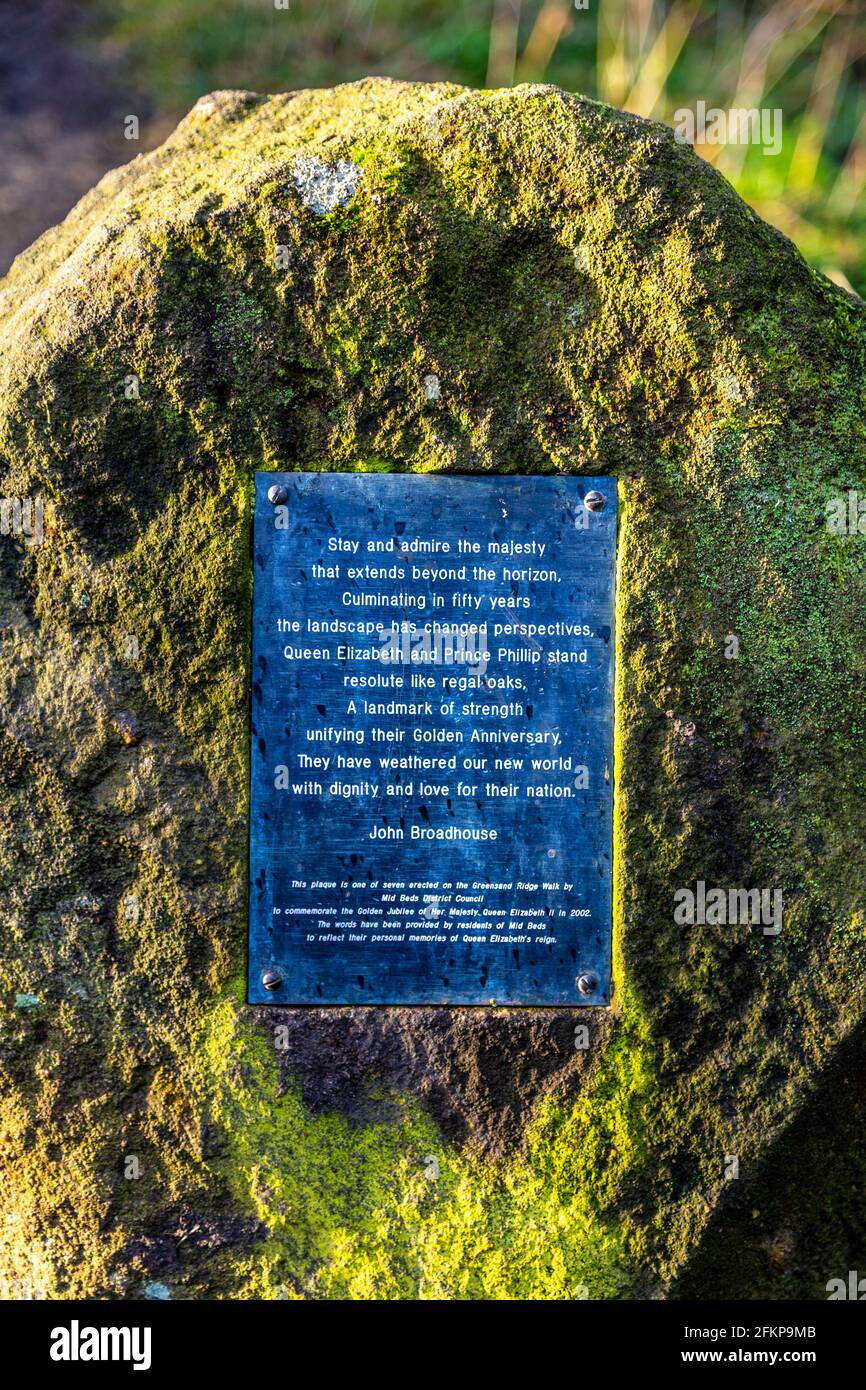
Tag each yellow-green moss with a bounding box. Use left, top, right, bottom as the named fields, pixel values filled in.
left=199, top=985, right=632, bottom=1300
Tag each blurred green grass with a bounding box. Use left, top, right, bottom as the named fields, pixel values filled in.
left=94, top=0, right=866, bottom=294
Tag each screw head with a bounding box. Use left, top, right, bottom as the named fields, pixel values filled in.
left=267, top=484, right=289, bottom=506
left=577, top=971, right=599, bottom=996
left=584, top=490, right=606, bottom=513
left=261, top=968, right=283, bottom=992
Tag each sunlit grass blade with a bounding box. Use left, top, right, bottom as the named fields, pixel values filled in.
left=828, top=103, right=866, bottom=215
left=786, top=25, right=855, bottom=194
left=487, top=0, right=523, bottom=87
left=623, top=0, right=700, bottom=118
left=597, top=0, right=631, bottom=109
left=516, top=2, right=572, bottom=84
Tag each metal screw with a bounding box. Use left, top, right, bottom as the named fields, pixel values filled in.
left=577, top=972, right=599, bottom=996
left=267, top=484, right=288, bottom=506
left=262, top=968, right=283, bottom=991
left=584, top=490, right=606, bottom=513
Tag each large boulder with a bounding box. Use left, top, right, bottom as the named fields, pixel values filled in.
left=1, top=77, right=864, bottom=1300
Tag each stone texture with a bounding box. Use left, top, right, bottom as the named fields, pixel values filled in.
left=0, top=78, right=864, bottom=1300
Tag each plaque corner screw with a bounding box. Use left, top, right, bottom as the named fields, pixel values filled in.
left=577, top=971, right=599, bottom=996
left=267, top=483, right=289, bottom=506
left=262, top=968, right=284, bottom=992
left=584, top=490, right=606, bottom=513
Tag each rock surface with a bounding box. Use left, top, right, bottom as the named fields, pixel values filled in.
left=0, top=78, right=864, bottom=1300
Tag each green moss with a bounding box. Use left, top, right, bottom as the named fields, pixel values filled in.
left=201, top=986, right=632, bottom=1299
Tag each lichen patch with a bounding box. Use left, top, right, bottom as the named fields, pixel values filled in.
left=291, top=155, right=362, bottom=214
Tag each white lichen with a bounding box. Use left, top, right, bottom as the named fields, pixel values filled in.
left=292, top=156, right=362, bottom=214
left=716, top=370, right=743, bottom=402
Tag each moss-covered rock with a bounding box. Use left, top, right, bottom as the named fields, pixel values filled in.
left=0, top=77, right=864, bottom=1301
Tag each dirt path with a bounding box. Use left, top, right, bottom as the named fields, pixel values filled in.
left=0, top=0, right=149, bottom=275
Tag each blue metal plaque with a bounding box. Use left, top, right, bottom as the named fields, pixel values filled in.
left=248, top=473, right=615, bottom=1006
